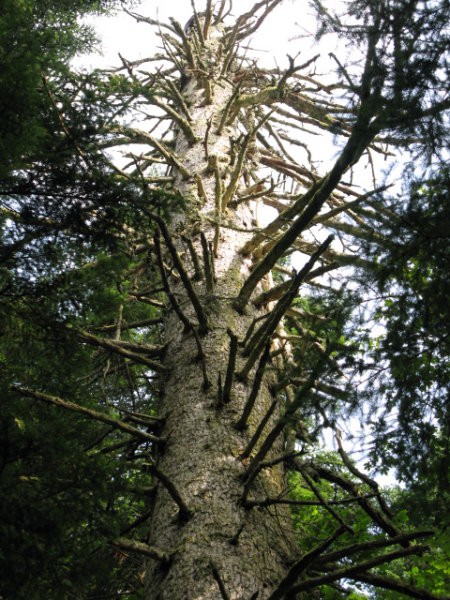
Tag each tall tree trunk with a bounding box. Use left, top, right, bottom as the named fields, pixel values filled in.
left=145, top=16, right=296, bottom=599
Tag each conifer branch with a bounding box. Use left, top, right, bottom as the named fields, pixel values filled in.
left=182, top=235, right=203, bottom=281
left=154, top=230, right=192, bottom=334
left=154, top=232, right=210, bottom=391
left=149, top=212, right=209, bottom=334
left=298, top=467, right=354, bottom=533
left=200, top=232, right=215, bottom=292
left=221, top=23, right=240, bottom=77
left=145, top=462, right=192, bottom=521
left=119, top=127, right=191, bottom=178
left=240, top=115, right=377, bottom=261
left=316, top=530, right=434, bottom=566
left=170, top=18, right=197, bottom=69
left=242, top=358, right=327, bottom=490
left=203, top=0, right=213, bottom=39
left=189, top=0, right=205, bottom=46
left=311, top=465, right=402, bottom=539
left=222, top=329, right=238, bottom=404
left=234, top=204, right=333, bottom=308
left=89, top=317, right=163, bottom=332
left=210, top=561, right=230, bottom=600
left=240, top=314, right=268, bottom=348
left=351, top=572, right=448, bottom=600
left=334, top=428, right=394, bottom=519
left=237, top=237, right=333, bottom=377
left=151, top=97, right=198, bottom=144
left=245, top=493, right=379, bottom=509
left=284, top=546, right=429, bottom=595
left=234, top=343, right=271, bottom=431
left=241, top=399, right=277, bottom=470
left=12, top=386, right=164, bottom=446
left=76, top=331, right=167, bottom=373
left=217, top=82, right=243, bottom=134
left=162, top=78, right=193, bottom=121
left=267, top=526, right=348, bottom=600
left=195, top=174, right=208, bottom=201
left=112, top=537, right=172, bottom=564
left=236, top=0, right=284, bottom=41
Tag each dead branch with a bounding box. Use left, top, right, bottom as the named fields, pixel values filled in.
left=234, top=343, right=271, bottom=431
left=112, top=537, right=172, bottom=564
left=222, top=329, right=238, bottom=404
left=351, top=572, right=449, bottom=600
left=284, top=545, right=429, bottom=595
left=200, top=232, right=215, bottom=292
left=145, top=461, right=192, bottom=521
left=149, top=212, right=209, bottom=334
left=12, top=386, right=164, bottom=446
left=76, top=330, right=168, bottom=373
left=210, top=561, right=230, bottom=600
left=267, top=526, right=348, bottom=600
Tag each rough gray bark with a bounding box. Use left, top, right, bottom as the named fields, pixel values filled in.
left=144, top=17, right=297, bottom=599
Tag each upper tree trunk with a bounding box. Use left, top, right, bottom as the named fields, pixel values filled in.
left=144, top=15, right=297, bottom=600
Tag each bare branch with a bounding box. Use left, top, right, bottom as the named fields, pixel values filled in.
left=145, top=462, right=192, bottom=521
left=352, top=572, right=449, bottom=600
left=201, top=232, right=215, bottom=292
left=148, top=212, right=209, bottom=334
left=286, top=546, right=430, bottom=595
left=234, top=343, right=271, bottom=431
left=267, top=526, right=348, bottom=600
left=112, top=538, right=172, bottom=564
left=12, top=386, right=164, bottom=446
left=210, top=561, right=230, bottom=600
left=222, top=329, right=238, bottom=404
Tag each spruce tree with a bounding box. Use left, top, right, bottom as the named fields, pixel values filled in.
left=1, top=1, right=449, bottom=598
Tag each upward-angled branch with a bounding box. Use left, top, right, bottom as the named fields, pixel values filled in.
left=236, top=0, right=284, bottom=41
left=285, top=545, right=429, bottom=595
left=267, top=526, right=348, bottom=600
left=234, top=120, right=377, bottom=311
left=351, top=572, right=449, bottom=600
left=236, top=237, right=333, bottom=375
left=147, top=212, right=209, bottom=334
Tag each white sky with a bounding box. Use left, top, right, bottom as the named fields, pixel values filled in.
left=77, top=0, right=334, bottom=71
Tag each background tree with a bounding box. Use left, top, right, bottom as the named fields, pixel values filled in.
left=1, top=1, right=449, bottom=598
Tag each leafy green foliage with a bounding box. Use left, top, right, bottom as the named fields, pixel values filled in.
left=0, top=0, right=127, bottom=178
left=355, top=169, right=450, bottom=521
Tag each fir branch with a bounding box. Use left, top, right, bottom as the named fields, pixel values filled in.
left=234, top=343, right=271, bottom=431
left=237, top=237, right=333, bottom=377
left=222, top=329, right=238, bottom=404
left=182, top=235, right=203, bottom=281
left=210, top=561, right=230, bottom=600
left=145, top=462, right=192, bottom=522
left=12, top=386, right=164, bottom=446
left=169, top=18, right=197, bottom=69
left=240, top=398, right=278, bottom=471
left=351, top=572, right=449, bottom=600
left=201, top=232, right=215, bottom=293
left=298, top=468, right=355, bottom=533
left=316, top=530, right=434, bottom=566
left=149, top=212, right=209, bottom=334
left=154, top=229, right=192, bottom=334
left=285, top=545, right=430, bottom=595
left=76, top=330, right=168, bottom=373
left=112, top=537, right=171, bottom=564
left=267, top=526, right=348, bottom=600
left=245, top=493, right=379, bottom=509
